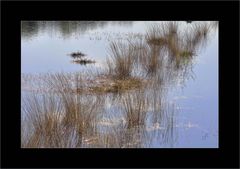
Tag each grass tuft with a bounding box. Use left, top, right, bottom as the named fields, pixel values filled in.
left=122, top=91, right=149, bottom=129
left=107, top=41, right=135, bottom=80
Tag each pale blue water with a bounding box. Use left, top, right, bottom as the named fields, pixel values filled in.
left=166, top=30, right=218, bottom=148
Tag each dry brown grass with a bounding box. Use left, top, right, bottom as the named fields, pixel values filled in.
left=146, top=22, right=178, bottom=45
left=21, top=70, right=176, bottom=148
left=121, top=90, right=149, bottom=129
left=32, top=72, right=145, bottom=95
left=89, top=77, right=144, bottom=94
left=21, top=90, right=105, bottom=148
left=106, top=41, right=136, bottom=79
left=145, top=21, right=210, bottom=60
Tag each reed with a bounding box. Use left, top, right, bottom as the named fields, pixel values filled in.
left=107, top=41, right=136, bottom=79
left=21, top=93, right=65, bottom=148
left=146, top=22, right=178, bottom=46
left=121, top=91, right=149, bottom=129
left=21, top=90, right=105, bottom=148
left=146, top=22, right=200, bottom=59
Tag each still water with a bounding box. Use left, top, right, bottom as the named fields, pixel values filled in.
left=21, top=21, right=218, bottom=148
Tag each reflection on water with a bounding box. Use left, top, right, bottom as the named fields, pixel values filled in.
left=22, top=21, right=134, bottom=40
left=21, top=21, right=218, bottom=148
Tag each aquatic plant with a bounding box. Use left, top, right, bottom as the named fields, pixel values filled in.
left=121, top=90, right=149, bottom=129
left=69, top=51, right=86, bottom=59
left=21, top=74, right=105, bottom=148
left=106, top=41, right=136, bottom=79
left=146, top=21, right=179, bottom=46
left=145, top=21, right=207, bottom=59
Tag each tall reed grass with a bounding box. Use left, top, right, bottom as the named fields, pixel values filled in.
left=121, top=90, right=149, bottom=129
left=21, top=73, right=105, bottom=148
left=106, top=41, right=136, bottom=79
left=146, top=21, right=210, bottom=60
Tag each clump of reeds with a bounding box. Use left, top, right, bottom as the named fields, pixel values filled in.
left=21, top=93, right=67, bottom=148
left=140, top=44, right=164, bottom=76
left=123, top=35, right=165, bottom=76
left=189, top=22, right=210, bottom=50
left=106, top=41, right=136, bottom=79
left=121, top=91, right=149, bottom=129
left=21, top=73, right=105, bottom=148
left=146, top=22, right=179, bottom=46
left=145, top=22, right=191, bottom=71
left=21, top=93, right=104, bottom=148
left=61, top=94, right=104, bottom=147
left=145, top=21, right=204, bottom=60
left=44, top=72, right=104, bottom=140
left=181, top=22, right=211, bottom=55
left=194, top=22, right=210, bottom=37
left=142, top=88, right=177, bottom=146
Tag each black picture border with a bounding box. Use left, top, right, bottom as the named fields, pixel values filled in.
left=1, top=1, right=239, bottom=168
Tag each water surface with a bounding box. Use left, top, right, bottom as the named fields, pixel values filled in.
left=21, top=21, right=218, bottom=148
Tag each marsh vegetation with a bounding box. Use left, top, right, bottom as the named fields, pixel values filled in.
left=21, top=21, right=218, bottom=148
